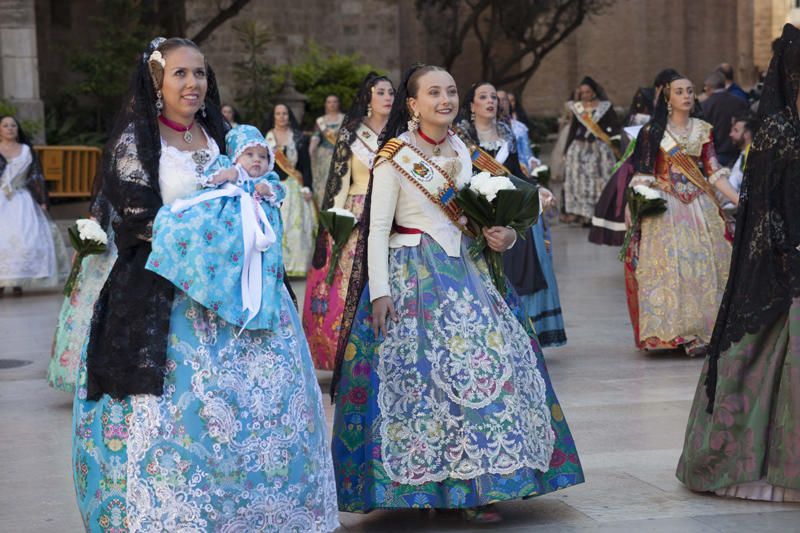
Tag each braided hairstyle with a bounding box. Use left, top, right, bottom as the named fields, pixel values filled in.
left=379, top=63, right=447, bottom=148
left=342, top=71, right=394, bottom=134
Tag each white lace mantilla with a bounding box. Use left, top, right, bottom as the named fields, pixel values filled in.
left=376, top=252, right=555, bottom=485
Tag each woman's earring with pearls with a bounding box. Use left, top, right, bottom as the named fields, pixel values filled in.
left=200, top=102, right=207, bottom=118
left=407, top=111, right=420, bottom=133
left=366, top=103, right=373, bottom=118
left=667, top=102, right=673, bottom=116
left=156, top=90, right=164, bottom=115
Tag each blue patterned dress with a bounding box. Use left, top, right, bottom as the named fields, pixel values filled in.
left=72, top=131, right=339, bottom=532
left=332, top=147, right=583, bottom=513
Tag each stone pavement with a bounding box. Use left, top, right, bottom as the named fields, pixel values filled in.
left=1, top=223, right=799, bottom=532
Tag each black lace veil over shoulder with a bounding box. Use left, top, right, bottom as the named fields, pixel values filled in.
left=704, top=23, right=800, bottom=412
left=86, top=37, right=226, bottom=400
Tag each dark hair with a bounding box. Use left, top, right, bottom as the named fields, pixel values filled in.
left=628, top=87, right=655, bottom=117
left=379, top=63, right=448, bottom=148
left=342, top=71, right=394, bottom=133
left=653, top=68, right=680, bottom=90
left=263, top=102, right=304, bottom=145
left=578, top=76, right=608, bottom=100
left=457, top=81, right=496, bottom=140
left=732, top=112, right=757, bottom=134
left=101, top=37, right=226, bottom=195
left=0, top=115, right=32, bottom=147
left=717, top=63, right=735, bottom=82
left=221, top=103, right=242, bottom=124
left=636, top=71, right=690, bottom=173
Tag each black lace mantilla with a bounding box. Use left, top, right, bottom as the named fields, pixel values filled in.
left=311, top=127, right=354, bottom=270
left=86, top=126, right=176, bottom=400
left=704, top=24, right=800, bottom=412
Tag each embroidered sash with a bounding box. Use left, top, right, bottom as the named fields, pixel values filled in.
left=570, top=101, right=620, bottom=158
left=660, top=131, right=721, bottom=209
left=468, top=144, right=513, bottom=177
left=377, top=138, right=473, bottom=237
left=352, top=123, right=379, bottom=168
left=273, top=148, right=305, bottom=187
left=317, top=116, right=340, bottom=146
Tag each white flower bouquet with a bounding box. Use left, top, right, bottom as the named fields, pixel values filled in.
left=63, top=218, right=108, bottom=296
left=618, top=184, right=667, bottom=261
left=318, top=207, right=357, bottom=285
left=456, top=171, right=540, bottom=296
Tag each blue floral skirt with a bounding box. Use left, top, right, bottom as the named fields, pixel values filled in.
left=72, top=288, right=339, bottom=532
left=522, top=219, right=567, bottom=348
left=332, top=235, right=583, bottom=512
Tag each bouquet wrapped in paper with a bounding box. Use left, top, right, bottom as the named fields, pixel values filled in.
left=64, top=218, right=108, bottom=296
left=532, top=164, right=550, bottom=186
left=618, top=184, right=668, bottom=261
left=318, top=207, right=357, bottom=285
left=456, top=171, right=540, bottom=296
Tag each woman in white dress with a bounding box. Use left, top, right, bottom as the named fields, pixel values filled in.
left=0, top=115, right=68, bottom=295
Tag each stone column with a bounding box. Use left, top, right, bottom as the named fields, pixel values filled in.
left=0, top=0, right=45, bottom=142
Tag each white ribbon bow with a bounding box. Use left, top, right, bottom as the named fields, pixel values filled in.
left=170, top=174, right=276, bottom=331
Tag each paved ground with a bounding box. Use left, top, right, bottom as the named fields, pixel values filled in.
left=1, top=220, right=799, bottom=532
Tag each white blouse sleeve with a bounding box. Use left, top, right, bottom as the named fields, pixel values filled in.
left=367, top=160, right=400, bottom=301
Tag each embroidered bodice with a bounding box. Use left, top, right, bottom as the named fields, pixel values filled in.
left=158, top=133, right=220, bottom=205
left=1, top=144, right=32, bottom=193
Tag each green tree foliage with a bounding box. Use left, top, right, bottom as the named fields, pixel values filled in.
left=68, top=0, right=154, bottom=135
left=232, top=21, right=279, bottom=126
left=287, top=43, right=381, bottom=128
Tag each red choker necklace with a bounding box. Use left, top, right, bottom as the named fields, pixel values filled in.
left=159, top=115, right=195, bottom=143
left=417, top=129, right=448, bottom=156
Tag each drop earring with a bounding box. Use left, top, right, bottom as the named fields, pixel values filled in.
left=200, top=102, right=206, bottom=118
left=366, top=104, right=373, bottom=118
left=407, top=111, right=420, bottom=133
left=667, top=102, right=673, bottom=116
left=470, top=110, right=475, bottom=122
left=156, top=90, right=164, bottom=114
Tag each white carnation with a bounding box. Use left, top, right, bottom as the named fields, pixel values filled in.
left=75, top=218, right=108, bottom=245
left=633, top=185, right=662, bottom=201
left=469, top=171, right=516, bottom=203
left=532, top=164, right=549, bottom=177
left=327, top=207, right=356, bottom=219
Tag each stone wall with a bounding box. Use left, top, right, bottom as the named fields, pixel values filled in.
left=184, top=0, right=404, bottom=107
left=1, top=0, right=45, bottom=138
left=25, top=0, right=795, bottom=125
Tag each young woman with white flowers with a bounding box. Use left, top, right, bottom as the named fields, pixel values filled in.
left=330, top=64, right=583, bottom=523
left=303, top=72, right=395, bottom=370
left=625, top=72, right=739, bottom=356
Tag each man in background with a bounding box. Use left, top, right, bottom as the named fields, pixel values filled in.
left=701, top=70, right=749, bottom=167
left=717, top=62, right=749, bottom=102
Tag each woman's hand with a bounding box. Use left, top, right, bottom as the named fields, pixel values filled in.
left=483, top=226, right=516, bottom=252
left=371, top=295, right=398, bottom=337
left=539, top=187, right=556, bottom=211
left=624, top=204, right=632, bottom=229
left=301, top=187, right=313, bottom=202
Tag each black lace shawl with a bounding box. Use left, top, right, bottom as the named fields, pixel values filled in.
left=85, top=125, right=178, bottom=400
left=311, top=127, right=355, bottom=269
left=704, top=23, right=800, bottom=412
left=0, top=148, right=49, bottom=207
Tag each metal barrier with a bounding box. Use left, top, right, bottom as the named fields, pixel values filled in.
left=34, top=146, right=102, bottom=198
